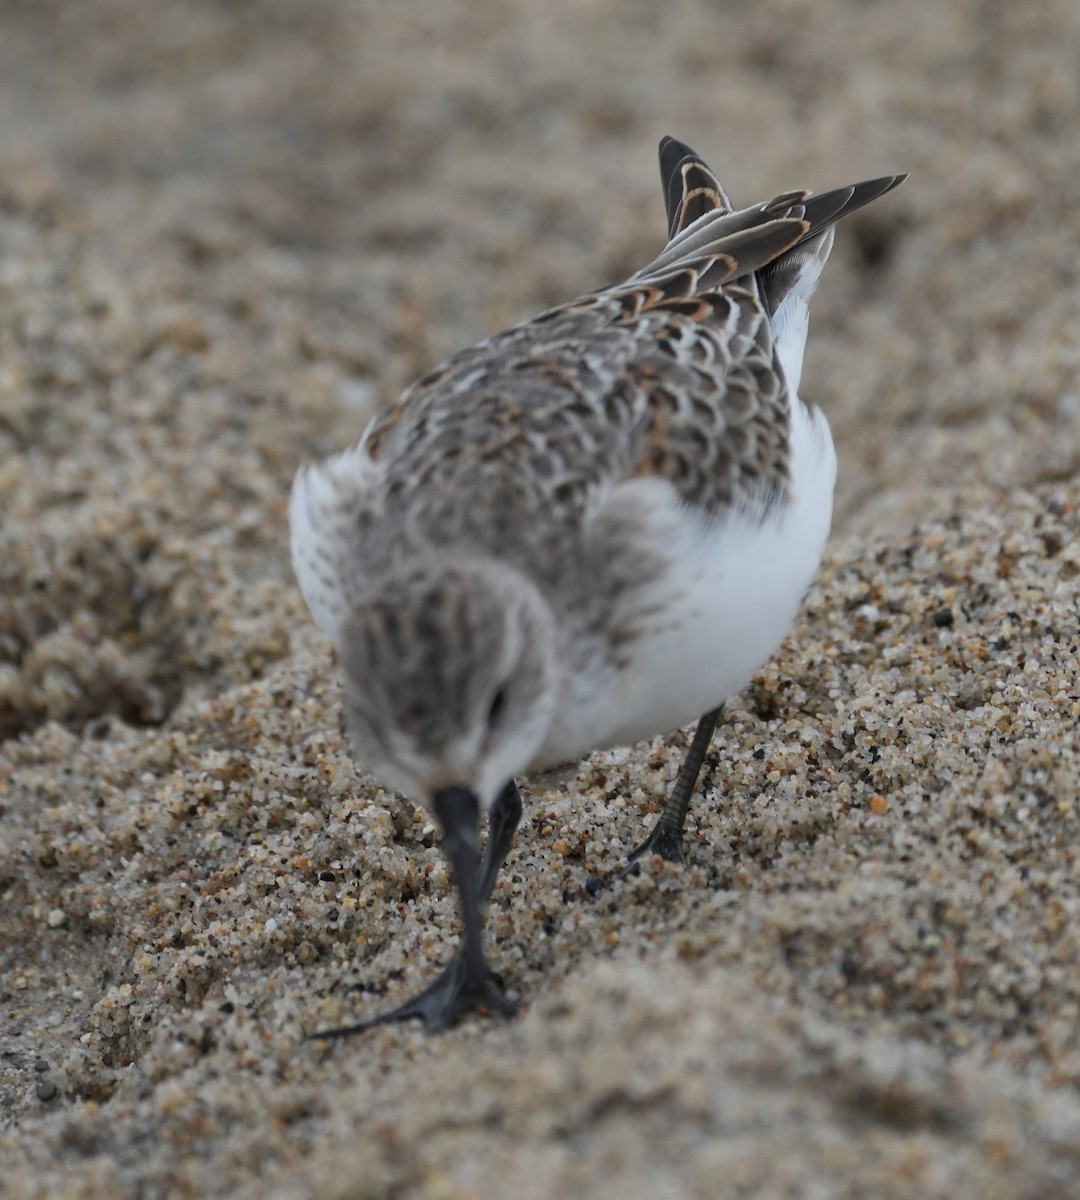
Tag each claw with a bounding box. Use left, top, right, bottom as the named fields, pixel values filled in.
left=624, top=820, right=687, bottom=870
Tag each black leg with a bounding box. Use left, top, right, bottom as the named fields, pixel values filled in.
left=626, top=705, right=723, bottom=867
left=309, top=780, right=523, bottom=1039
left=478, top=778, right=523, bottom=903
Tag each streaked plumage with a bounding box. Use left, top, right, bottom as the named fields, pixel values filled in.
left=290, top=137, right=906, bottom=1034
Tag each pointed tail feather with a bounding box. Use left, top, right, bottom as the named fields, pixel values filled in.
left=658, top=135, right=734, bottom=239
left=648, top=140, right=906, bottom=298
left=758, top=174, right=906, bottom=317
left=796, top=174, right=907, bottom=241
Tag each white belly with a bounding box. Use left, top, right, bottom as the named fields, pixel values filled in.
left=536, top=399, right=836, bottom=766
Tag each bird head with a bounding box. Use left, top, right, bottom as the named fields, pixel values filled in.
left=339, top=556, right=558, bottom=816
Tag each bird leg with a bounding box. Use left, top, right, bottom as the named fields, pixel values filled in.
left=626, top=705, right=723, bottom=867
left=310, top=779, right=522, bottom=1038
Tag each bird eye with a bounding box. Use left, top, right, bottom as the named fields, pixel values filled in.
left=487, top=686, right=508, bottom=728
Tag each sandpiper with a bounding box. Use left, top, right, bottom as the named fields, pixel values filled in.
left=290, top=136, right=906, bottom=1033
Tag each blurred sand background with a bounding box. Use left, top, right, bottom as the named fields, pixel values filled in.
left=2, top=1, right=1079, bottom=1196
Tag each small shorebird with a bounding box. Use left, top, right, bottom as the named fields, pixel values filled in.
left=291, top=136, right=905, bottom=1033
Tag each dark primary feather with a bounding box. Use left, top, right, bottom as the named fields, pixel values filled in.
left=659, top=134, right=734, bottom=237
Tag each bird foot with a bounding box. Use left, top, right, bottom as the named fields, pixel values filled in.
left=623, top=821, right=686, bottom=873
left=308, top=954, right=517, bottom=1039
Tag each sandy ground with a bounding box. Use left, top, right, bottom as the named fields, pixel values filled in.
left=2, top=1, right=1079, bottom=1196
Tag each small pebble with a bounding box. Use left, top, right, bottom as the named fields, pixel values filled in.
left=34, top=1058, right=50, bottom=1073
left=36, top=1081, right=58, bottom=1102
left=46, top=908, right=67, bottom=928
left=933, top=607, right=954, bottom=628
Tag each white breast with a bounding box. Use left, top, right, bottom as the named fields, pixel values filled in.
left=535, top=397, right=837, bottom=767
